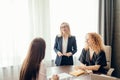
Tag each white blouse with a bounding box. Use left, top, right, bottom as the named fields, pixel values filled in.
left=62, top=37, right=68, bottom=54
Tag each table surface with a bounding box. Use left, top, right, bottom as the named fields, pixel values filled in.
left=47, top=65, right=91, bottom=80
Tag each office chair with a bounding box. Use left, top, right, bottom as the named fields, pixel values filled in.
left=104, top=45, right=114, bottom=76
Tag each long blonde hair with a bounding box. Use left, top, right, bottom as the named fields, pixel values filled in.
left=60, top=22, right=71, bottom=37
left=84, top=32, right=105, bottom=54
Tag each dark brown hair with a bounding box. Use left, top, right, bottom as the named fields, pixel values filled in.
left=19, top=37, right=46, bottom=80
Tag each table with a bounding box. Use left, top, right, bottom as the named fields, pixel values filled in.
left=47, top=65, right=91, bottom=80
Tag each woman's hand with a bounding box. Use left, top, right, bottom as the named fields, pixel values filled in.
left=79, top=65, right=87, bottom=70
left=74, top=65, right=80, bottom=70
left=51, top=74, right=59, bottom=80
left=63, top=52, right=72, bottom=57
left=57, top=52, right=63, bottom=57
left=74, top=65, right=87, bottom=70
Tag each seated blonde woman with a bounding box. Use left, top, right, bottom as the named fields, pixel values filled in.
left=75, top=32, right=107, bottom=74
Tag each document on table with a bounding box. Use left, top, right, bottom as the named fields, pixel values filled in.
left=47, top=72, right=73, bottom=80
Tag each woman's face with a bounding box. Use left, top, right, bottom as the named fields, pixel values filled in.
left=85, top=34, right=93, bottom=46
left=60, top=24, right=68, bottom=34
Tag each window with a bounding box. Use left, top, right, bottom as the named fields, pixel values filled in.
left=50, top=0, right=99, bottom=60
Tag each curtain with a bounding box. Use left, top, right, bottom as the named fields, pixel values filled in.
left=98, top=0, right=120, bottom=78
left=0, top=0, right=31, bottom=67
left=28, top=0, right=51, bottom=62
left=98, top=0, right=114, bottom=46
left=0, top=0, right=51, bottom=67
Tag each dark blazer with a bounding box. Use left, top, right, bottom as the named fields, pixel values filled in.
left=54, top=35, right=77, bottom=66
left=79, top=48, right=107, bottom=74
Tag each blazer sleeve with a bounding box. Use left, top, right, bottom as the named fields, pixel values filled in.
left=79, top=48, right=86, bottom=64
left=71, top=36, right=77, bottom=54
left=54, top=36, right=60, bottom=53
left=95, top=51, right=107, bottom=66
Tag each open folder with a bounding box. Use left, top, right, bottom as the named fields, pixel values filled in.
left=69, top=69, right=85, bottom=76
left=69, top=69, right=92, bottom=77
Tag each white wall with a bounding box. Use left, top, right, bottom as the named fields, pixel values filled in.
left=50, top=0, right=99, bottom=60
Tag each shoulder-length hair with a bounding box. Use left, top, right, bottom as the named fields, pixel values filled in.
left=84, top=32, right=105, bottom=54
left=59, top=22, right=71, bottom=37
left=19, top=37, right=46, bottom=80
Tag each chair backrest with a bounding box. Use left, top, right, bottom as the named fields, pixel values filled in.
left=104, top=45, right=111, bottom=69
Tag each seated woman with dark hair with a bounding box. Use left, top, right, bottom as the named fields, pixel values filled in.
left=19, top=37, right=59, bottom=80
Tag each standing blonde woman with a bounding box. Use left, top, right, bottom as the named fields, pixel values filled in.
left=54, top=22, right=77, bottom=66
left=75, top=32, right=107, bottom=74
left=19, top=37, right=59, bottom=80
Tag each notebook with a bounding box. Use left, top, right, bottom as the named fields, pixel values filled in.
left=90, top=74, right=119, bottom=80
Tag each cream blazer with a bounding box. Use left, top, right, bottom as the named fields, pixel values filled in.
left=37, top=60, right=47, bottom=80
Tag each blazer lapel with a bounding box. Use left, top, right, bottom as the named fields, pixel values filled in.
left=67, top=37, right=70, bottom=52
